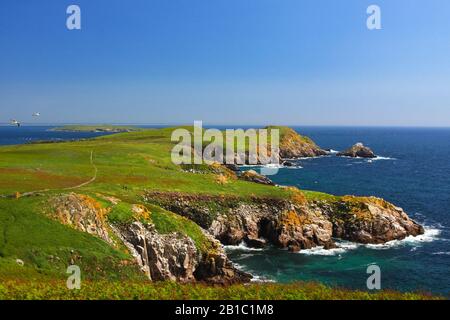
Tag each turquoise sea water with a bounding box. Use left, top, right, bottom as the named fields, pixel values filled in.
left=0, top=126, right=448, bottom=294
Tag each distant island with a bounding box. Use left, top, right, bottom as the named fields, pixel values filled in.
left=52, top=125, right=144, bottom=133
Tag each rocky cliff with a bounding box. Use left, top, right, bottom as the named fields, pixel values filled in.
left=145, top=190, right=424, bottom=252
left=50, top=189, right=424, bottom=283
left=51, top=193, right=250, bottom=284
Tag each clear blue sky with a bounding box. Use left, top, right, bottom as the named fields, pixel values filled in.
left=1, top=0, right=450, bottom=126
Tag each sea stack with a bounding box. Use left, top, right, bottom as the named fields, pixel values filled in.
left=337, top=143, right=376, bottom=158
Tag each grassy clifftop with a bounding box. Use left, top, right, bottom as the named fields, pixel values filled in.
left=0, top=126, right=432, bottom=299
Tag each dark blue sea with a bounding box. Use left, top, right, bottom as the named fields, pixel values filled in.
left=0, top=126, right=115, bottom=145
left=0, top=126, right=448, bottom=295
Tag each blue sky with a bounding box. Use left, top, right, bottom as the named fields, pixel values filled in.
left=1, top=0, right=450, bottom=126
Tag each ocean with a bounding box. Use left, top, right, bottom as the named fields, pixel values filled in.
left=0, top=125, right=448, bottom=294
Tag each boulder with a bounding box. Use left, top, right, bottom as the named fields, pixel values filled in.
left=282, top=161, right=295, bottom=167
left=239, top=170, right=275, bottom=185
left=337, top=143, right=376, bottom=158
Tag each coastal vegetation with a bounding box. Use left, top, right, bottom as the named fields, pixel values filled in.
left=0, top=125, right=429, bottom=299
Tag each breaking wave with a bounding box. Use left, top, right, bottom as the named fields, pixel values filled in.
left=297, top=226, right=441, bottom=255
left=224, top=242, right=265, bottom=252
left=364, top=226, right=441, bottom=250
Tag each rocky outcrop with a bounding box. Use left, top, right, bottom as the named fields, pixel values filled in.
left=313, top=196, right=424, bottom=244
left=51, top=193, right=114, bottom=245
left=145, top=192, right=334, bottom=252
left=239, top=170, right=275, bottom=185
left=144, top=191, right=424, bottom=252
left=267, top=126, right=328, bottom=159
left=51, top=193, right=250, bottom=284
left=113, top=221, right=251, bottom=284
left=203, top=199, right=335, bottom=252
left=337, top=143, right=376, bottom=158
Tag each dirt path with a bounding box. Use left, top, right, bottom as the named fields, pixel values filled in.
left=1, top=150, right=98, bottom=198
left=61, top=150, right=98, bottom=190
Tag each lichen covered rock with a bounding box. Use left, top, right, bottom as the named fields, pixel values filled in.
left=267, top=126, right=328, bottom=159
left=51, top=193, right=113, bottom=244
left=145, top=191, right=425, bottom=252
left=113, top=221, right=251, bottom=284
left=314, top=196, right=424, bottom=244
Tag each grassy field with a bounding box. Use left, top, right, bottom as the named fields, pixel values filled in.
left=0, top=126, right=436, bottom=300
left=0, top=127, right=291, bottom=288
left=0, top=280, right=439, bottom=300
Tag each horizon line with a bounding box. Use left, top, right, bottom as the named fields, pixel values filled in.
left=1, top=122, right=450, bottom=129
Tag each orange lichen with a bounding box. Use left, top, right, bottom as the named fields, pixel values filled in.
left=280, top=210, right=302, bottom=226
left=215, top=174, right=229, bottom=185
left=132, top=204, right=151, bottom=221
left=286, top=187, right=307, bottom=206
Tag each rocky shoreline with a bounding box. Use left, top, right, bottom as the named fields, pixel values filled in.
left=144, top=191, right=424, bottom=251
left=50, top=189, right=424, bottom=285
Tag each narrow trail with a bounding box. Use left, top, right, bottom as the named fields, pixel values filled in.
left=0, top=150, right=98, bottom=199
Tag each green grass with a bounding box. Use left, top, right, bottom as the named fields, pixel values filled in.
left=0, top=280, right=439, bottom=300
left=0, top=196, right=145, bottom=282
left=0, top=127, right=290, bottom=200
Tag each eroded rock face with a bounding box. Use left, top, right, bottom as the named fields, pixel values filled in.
left=208, top=201, right=335, bottom=252
left=313, top=196, right=424, bottom=244
left=51, top=193, right=250, bottom=284
left=113, top=222, right=199, bottom=282
left=146, top=192, right=336, bottom=252
left=337, top=143, right=376, bottom=158
left=145, top=191, right=425, bottom=252
left=51, top=193, right=113, bottom=244
left=113, top=222, right=251, bottom=284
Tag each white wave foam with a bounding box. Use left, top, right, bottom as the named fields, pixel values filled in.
left=328, top=149, right=339, bottom=154
left=224, top=242, right=265, bottom=252
left=238, top=163, right=303, bottom=169
left=298, top=241, right=359, bottom=256
left=339, top=155, right=396, bottom=161
left=231, top=262, right=276, bottom=283
left=297, top=227, right=441, bottom=255
left=250, top=275, right=276, bottom=283
left=432, top=251, right=450, bottom=256
left=364, top=227, right=441, bottom=250
left=371, top=156, right=396, bottom=161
